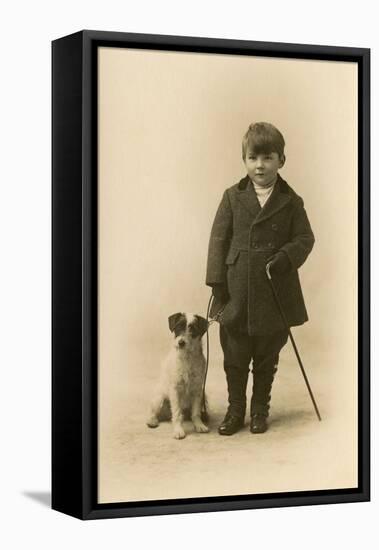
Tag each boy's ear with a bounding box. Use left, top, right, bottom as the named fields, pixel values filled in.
left=279, top=154, right=286, bottom=168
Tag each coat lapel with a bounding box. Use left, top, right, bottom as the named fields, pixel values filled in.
left=235, top=174, right=291, bottom=224
left=236, top=176, right=262, bottom=219
left=252, top=175, right=291, bottom=226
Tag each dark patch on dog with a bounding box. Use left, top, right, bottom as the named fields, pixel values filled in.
left=168, top=312, right=186, bottom=334
left=168, top=313, right=208, bottom=338
left=192, top=315, right=208, bottom=337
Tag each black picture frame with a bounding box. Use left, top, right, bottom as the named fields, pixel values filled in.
left=52, top=30, right=370, bottom=520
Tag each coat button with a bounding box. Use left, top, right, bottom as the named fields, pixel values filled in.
left=272, top=223, right=278, bottom=231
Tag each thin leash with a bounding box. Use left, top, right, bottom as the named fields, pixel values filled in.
left=201, top=294, right=225, bottom=418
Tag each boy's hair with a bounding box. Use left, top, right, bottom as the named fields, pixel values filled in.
left=242, top=122, right=285, bottom=160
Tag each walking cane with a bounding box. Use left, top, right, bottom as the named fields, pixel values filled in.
left=266, top=264, right=322, bottom=421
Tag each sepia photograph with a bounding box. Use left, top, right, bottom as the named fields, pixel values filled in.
left=3, top=0, right=376, bottom=544
left=97, top=45, right=359, bottom=504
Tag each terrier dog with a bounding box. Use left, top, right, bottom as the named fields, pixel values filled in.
left=146, top=312, right=210, bottom=439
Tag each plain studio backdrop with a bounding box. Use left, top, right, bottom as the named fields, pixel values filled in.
left=2, top=0, right=377, bottom=548
left=98, top=47, right=358, bottom=502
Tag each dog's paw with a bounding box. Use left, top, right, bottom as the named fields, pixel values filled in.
left=194, top=423, right=209, bottom=433
left=146, top=417, right=159, bottom=428
left=173, top=428, right=186, bottom=439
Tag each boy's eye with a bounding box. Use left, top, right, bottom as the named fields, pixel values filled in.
left=248, top=155, right=272, bottom=160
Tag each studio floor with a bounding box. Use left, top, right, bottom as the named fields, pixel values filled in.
left=98, top=336, right=357, bottom=504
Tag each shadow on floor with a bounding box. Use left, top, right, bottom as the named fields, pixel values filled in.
left=270, top=408, right=316, bottom=428
left=22, top=491, right=51, bottom=507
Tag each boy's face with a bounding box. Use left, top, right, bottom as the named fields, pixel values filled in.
left=244, top=150, right=285, bottom=187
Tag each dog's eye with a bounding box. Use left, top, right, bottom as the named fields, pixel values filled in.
left=174, top=321, right=186, bottom=336
left=188, top=324, right=199, bottom=337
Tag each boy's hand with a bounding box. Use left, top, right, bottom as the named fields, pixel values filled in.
left=212, top=284, right=229, bottom=303
left=266, top=251, right=291, bottom=276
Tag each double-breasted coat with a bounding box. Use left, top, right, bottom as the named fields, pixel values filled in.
left=206, top=174, right=315, bottom=335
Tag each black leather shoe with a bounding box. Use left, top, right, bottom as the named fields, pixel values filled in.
left=250, top=414, right=268, bottom=434
left=218, top=414, right=244, bottom=436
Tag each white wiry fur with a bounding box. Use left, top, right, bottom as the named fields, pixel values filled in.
left=147, top=313, right=209, bottom=439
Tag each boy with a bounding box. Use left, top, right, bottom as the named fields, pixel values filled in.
left=206, top=122, right=314, bottom=435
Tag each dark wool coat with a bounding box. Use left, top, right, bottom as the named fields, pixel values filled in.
left=206, top=174, right=315, bottom=335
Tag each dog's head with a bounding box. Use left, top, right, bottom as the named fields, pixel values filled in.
left=168, top=312, right=208, bottom=351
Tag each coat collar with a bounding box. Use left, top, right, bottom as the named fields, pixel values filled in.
left=236, top=173, right=291, bottom=225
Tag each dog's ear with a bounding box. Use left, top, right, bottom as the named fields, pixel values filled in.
left=195, top=315, right=209, bottom=337
left=168, top=312, right=184, bottom=332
